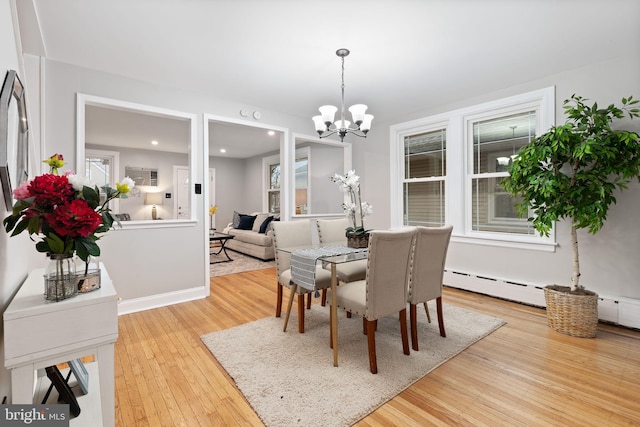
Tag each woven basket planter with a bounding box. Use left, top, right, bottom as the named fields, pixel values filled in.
left=347, top=232, right=369, bottom=249
left=544, top=285, right=598, bottom=338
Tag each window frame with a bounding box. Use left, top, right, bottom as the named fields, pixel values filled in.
left=401, top=123, right=448, bottom=227
left=390, top=87, right=557, bottom=252
left=466, top=107, right=539, bottom=237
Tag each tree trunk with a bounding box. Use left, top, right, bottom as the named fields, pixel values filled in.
left=570, top=218, right=581, bottom=290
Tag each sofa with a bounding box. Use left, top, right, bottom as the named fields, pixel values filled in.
left=222, top=212, right=277, bottom=261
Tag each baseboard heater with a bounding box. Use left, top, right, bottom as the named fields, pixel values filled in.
left=443, top=270, right=640, bottom=329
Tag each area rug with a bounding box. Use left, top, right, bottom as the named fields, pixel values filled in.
left=201, top=302, right=505, bottom=427
left=210, top=250, right=275, bottom=277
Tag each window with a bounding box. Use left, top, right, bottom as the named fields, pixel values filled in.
left=85, top=149, right=120, bottom=213
left=263, top=149, right=309, bottom=215
left=469, top=111, right=536, bottom=235
left=268, top=162, right=280, bottom=214
left=391, top=87, right=555, bottom=250
left=403, top=128, right=446, bottom=226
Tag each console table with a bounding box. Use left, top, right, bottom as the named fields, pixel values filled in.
left=4, top=266, right=118, bottom=426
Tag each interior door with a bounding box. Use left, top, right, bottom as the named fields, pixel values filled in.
left=175, top=166, right=190, bottom=219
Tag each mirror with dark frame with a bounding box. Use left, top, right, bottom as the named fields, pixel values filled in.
left=0, top=70, right=29, bottom=210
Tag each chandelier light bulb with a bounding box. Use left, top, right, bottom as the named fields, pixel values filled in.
left=334, top=120, right=351, bottom=130
left=348, top=104, right=368, bottom=125
left=360, top=114, right=374, bottom=132
left=319, top=105, right=338, bottom=126
left=312, top=115, right=326, bottom=133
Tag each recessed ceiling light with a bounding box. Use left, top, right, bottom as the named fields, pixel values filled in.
left=220, top=148, right=226, bottom=153
left=268, top=130, right=275, bottom=136
left=151, top=140, right=159, bottom=145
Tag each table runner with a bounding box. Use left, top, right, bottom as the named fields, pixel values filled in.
left=290, top=245, right=366, bottom=291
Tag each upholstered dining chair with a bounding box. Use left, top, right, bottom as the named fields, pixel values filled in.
left=329, top=228, right=416, bottom=374
left=407, top=225, right=453, bottom=351
left=316, top=218, right=367, bottom=285
left=272, top=220, right=332, bottom=333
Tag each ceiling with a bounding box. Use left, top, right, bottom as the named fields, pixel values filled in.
left=16, top=0, right=640, bottom=157
left=85, top=103, right=282, bottom=158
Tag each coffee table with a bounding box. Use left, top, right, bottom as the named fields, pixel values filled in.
left=210, top=231, right=235, bottom=264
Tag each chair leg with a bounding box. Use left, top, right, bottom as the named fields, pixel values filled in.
left=283, top=284, right=297, bottom=332
left=410, top=303, right=419, bottom=351
left=400, top=308, right=410, bottom=355
left=298, top=294, right=305, bottom=333
left=366, top=319, right=378, bottom=374
left=347, top=311, right=352, bottom=318
left=424, top=301, right=431, bottom=323
left=436, top=296, right=446, bottom=337
left=321, top=289, right=327, bottom=306
left=306, top=293, right=312, bottom=309
left=362, top=317, right=367, bottom=335
left=275, top=282, right=283, bottom=317
left=329, top=305, right=334, bottom=348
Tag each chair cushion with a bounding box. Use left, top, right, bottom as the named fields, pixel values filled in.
left=281, top=267, right=332, bottom=292
left=330, top=259, right=367, bottom=283
left=333, top=280, right=367, bottom=316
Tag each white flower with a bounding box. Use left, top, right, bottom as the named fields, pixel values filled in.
left=66, top=173, right=95, bottom=192
left=115, top=177, right=136, bottom=194
left=343, top=202, right=357, bottom=215
left=361, top=202, right=373, bottom=217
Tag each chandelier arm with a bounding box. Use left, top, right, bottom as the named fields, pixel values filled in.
left=318, top=127, right=368, bottom=142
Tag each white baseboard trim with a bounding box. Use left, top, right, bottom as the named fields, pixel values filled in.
left=444, top=270, right=635, bottom=327
left=117, top=286, right=208, bottom=315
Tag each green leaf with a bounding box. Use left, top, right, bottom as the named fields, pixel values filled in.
left=83, top=185, right=101, bottom=209
left=44, top=234, right=65, bottom=254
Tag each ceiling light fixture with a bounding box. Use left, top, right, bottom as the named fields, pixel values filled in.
left=151, top=140, right=159, bottom=145
left=312, top=48, right=373, bottom=142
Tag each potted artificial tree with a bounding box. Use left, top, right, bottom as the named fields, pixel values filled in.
left=502, top=94, right=640, bottom=338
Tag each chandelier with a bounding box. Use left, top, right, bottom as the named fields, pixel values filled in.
left=312, top=48, right=373, bottom=142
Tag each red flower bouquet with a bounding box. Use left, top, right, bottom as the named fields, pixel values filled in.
left=3, top=154, right=135, bottom=261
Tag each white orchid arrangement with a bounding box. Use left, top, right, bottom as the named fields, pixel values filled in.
left=330, top=170, right=373, bottom=236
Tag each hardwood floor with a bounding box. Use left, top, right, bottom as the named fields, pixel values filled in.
left=115, top=267, right=640, bottom=426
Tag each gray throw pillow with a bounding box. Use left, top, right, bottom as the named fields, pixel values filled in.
left=232, top=211, right=242, bottom=228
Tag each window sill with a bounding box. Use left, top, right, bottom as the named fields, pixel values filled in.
left=451, top=234, right=557, bottom=252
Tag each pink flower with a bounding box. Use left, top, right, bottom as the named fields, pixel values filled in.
left=12, top=180, right=32, bottom=200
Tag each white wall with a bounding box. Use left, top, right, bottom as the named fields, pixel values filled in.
left=209, top=155, right=248, bottom=227
left=88, top=143, right=188, bottom=220
left=0, top=0, right=44, bottom=404
left=42, top=59, right=312, bottom=303
left=357, top=54, right=640, bottom=301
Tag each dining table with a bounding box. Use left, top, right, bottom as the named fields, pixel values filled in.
left=277, top=245, right=368, bottom=367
